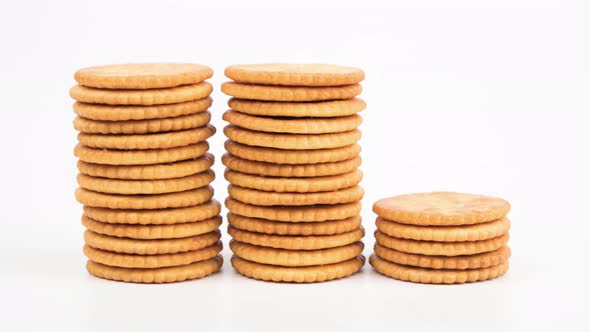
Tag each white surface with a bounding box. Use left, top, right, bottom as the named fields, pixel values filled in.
left=0, top=0, right=589, bottom=331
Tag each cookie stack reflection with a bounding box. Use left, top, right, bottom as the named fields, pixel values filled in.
left=71, top=63, right=223, bottom=283
left=221, top=64, right=366, bottom=282
left=370, top=192, right=511, bottom=284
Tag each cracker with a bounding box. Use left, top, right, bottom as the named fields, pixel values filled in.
left=222, top=153, right=362, bottom=177
left=228, top=98, right=366, bottom=118
left=225, top=198, right=361, bottom=222
left=73, top=98, right=212, bottom=121
left=224, top=169, right=362, bottom=193
left=374, top=244, right=511, bottom=270
left=224, top=125, right=361, bottom=150
left=374, top=231, right=509, bottom=256
left=75, top=63, right=213, bottom=89
left=222, top=82, right=361, bottom=102
left=376, top=217, right=510, bottom=242
left=82, top=214, right=222, bottom=239
left=370, top=255, right=509, bottom=284
left=373, top=192, right=511, bottom=226
left=228, top=226, right=364, bottom=250
left=84, top=229, right=221, bottom=255
left=70, top=82, right=213, bottom=105
left=227, top=213, right=362, bottom=236
left=230, top=240, right=364, bottom=267
left=225, top=140, right=361, bottom=165
left=74, top=111, right=211, bottom=134
left=224, top=64, right=364, bottom=86
left=86, top=256, right=222, bottom=283
left=83, top=200, right=221, bottom=225
left=78, top=125, right=215, bottom=150
left=223, top=111, right=362, bottom=134
left=228, top=185, right=364, bottom=206
left=75, top=186, right=213, bottom=210
left=77, top=154, right=214, bottom=180
left=231, top=255, right=364, bottom=283
left=83, top=242, right=222, bottom=268
left=74, top=142, right=209, bottom=166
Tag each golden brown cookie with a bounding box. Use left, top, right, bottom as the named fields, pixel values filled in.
left=224, top=64, right=364, bottom=86
left=221, top=82, right=362, bottom=101
left=70, top=82, right=213, bottom=105
left=224, top=125, right=361, bottom=150
left=74, top=142, right=209, bottom=165
left=228, top=98, right=366, bottom=118
left=228, top=226, right=364, bottom=250
left=370, top=254, right=509, bottom=284
left=74, top=111, right=211, bottom=134
left=228, top=185, right=364, bottom=206
left=374, top=244, right=511, bottom=270
left=75, top=63, right=213, bottom=89
left=75, top=186, right=213, bottom=210
left=78, top=125, right=215, bottom=150
left=223, top=111, right=362, bottom=134
left=73, top=98, right=212, bottom=121
left=231, top=255, right=364, bottom=283
left=225, top=198, right=361, bottom=222
left=87, top=256, right=222, bottom=283
left=373, top=192, right=511, bottom=226
left=227, top=213, right=362, bottom=235
left=230, top=240, right=363, bottom=267
left=222, top=153, right=362, bottom=177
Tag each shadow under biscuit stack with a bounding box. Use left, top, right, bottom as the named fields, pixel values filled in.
left=71, top=63, right=223, bottom=283
left=221, top=64, right=367, bottom=282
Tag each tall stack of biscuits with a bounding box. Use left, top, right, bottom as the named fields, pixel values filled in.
left=221, top=64, right=366, bottom=282
left=71, top=63, right=223, bottom=283
left=370, top=192, right=511, bottom=284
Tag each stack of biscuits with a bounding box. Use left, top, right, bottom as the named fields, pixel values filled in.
left=71, top=63, right=223, bottom=283
left=370, top=192, right=511, bottom=284
left=221, top=64, right=366, bottom=282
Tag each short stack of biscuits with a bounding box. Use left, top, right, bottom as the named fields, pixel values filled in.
left=370, top=192, right=512, bottom=284
left=221, top=64, right=366, bottom=282
left=71, top=63, right=223, bottom=283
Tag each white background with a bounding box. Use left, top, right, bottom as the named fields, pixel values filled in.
left=0, top=0, right=589, bottom=331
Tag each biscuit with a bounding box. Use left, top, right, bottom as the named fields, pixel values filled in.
left=75, top=63, right=213, bottom=89
left=77, top=154, right=214, bottom=180
left=230, top=240, right=364, bottom=266
left=74, top=111, right=211, bottom=134
left=222, top=153, right=362, bottom=177
left=223, top=111, right=362, bottom=134
left=228, top=226, right=364, bottom=250
left=78, top=125, right=215, bottom=150
left=224, top=64, right=364, bottom=86
left=373, top=192, right=511, bottom=226
left=84, top=229, right=221, bottom=255
left=375, top=231, right=509, bottom=256
left=87, top=256, right=222, bottom=283
left=228, top=98, right=366, bottom=118
left=374, top=244, right=511, bottom=270
left=224, top=125, right=361, bottom=150
left=83, top=242, right=222, bottom=268
left=83, top=200, right=221, bottom=225
left=75, top=186, right=214, bottom=210
left=376, top=217, right=511, bottom=242
left=225, top=198, right=361, bottom=222
left=81, top=215, right=222, bottom=239
left=73, top=98, right=212, bottom=121
left=74, top=142, right=209, bottom=165
left=224, top=169, right=362, bottom=193
left=70, top=82, right=213, bottom=105
left=228, top=185, right=364, bottom=206
left=227, top=213, right=362, bottom=235
left=77, top=171, right=215, bottom=195
left=370, top=254, right=509, bottom=284
left=231, top=255, right=364, bottom=283
left=221, top=82, right=362, bottom=101
left=225, top=141, right=361, bottom=164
